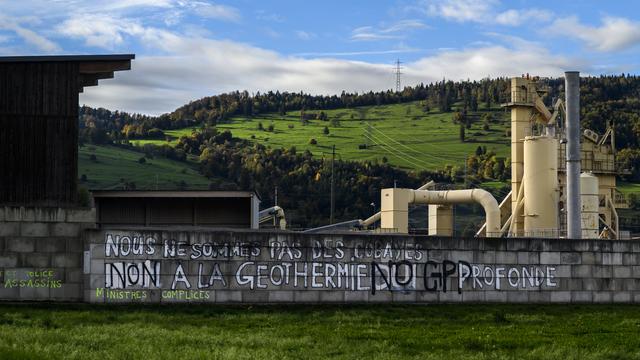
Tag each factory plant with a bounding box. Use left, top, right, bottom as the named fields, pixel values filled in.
left=0, top=55, right=639, bottom=305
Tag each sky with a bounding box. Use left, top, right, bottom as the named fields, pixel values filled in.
left=1, top=0, right=640, bottom=115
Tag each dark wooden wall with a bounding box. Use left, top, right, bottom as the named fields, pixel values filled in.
left=0, top=62, right=79, bottom=206
left=96, top=197, right=251, bottom=228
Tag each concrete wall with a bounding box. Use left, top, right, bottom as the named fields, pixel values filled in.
left=0, top=207, right=95, bottom=301
left=85, top=229, right=640, bottom=304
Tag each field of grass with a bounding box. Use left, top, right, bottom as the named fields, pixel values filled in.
left=618, top=182, right=640, bottom=195
left=1, top=304, right=639, bottom=359
left=78, top=145, right=211, bottom=190
left=139, top=102, right=510, bottom=172
left=134, top=128, right=198, bottom=147
left=219, top=102, right=509, bottom=171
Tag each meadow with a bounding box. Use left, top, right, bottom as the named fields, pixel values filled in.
left=78, top=144, right=211, bottom=190
left=0, top=304, right=639, bottom=359
left=138, top=102, right=511, bottom=172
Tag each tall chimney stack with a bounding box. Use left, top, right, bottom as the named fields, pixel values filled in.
left=565, top=71, right=581, bottom=239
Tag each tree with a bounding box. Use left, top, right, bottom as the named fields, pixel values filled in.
left=323, top=126, right=329, bottom=135
left=459, top=124, right=465, bottom=142
left=452, top=111, right=464, bottom=124
left=470, top=94, right=478, bottom=112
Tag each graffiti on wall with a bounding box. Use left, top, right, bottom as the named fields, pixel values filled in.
left=2, top=269, right=62, bottom=289
left=97, top=233, right=557, bottom=299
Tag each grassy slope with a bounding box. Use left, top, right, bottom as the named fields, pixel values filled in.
left=139, top=102, right=510, bottom=172
left=78, top=145, right=210, bottom=190
left=134, top=128, right=196, bottom=147
left=1, top=304, right=639, bottom=359
left=219, top=102, right=510, bottom=171
left=617, top=182, right=640, bottom=195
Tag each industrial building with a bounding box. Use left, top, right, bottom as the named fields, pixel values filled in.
left=375, top=72, right=630, bottom=240
left=93, top=191, right=260, bottom=229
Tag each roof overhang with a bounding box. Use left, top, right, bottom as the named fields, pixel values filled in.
left=0, top=54, right=135, bottom=92
left=91, top=190, right=259, bottom=199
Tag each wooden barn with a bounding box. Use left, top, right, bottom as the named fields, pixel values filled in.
left=0, top=54, right=134, bottom=207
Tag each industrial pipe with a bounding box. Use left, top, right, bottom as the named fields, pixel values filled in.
left=410, top=189, right=500, bottom=237
left=359, top=180, right=435, bottom=228
left=302, top=219, right=363, bottom=234
left=565, top=71, right=581, bottom=239
left=258, top=206, right=287, bottom=230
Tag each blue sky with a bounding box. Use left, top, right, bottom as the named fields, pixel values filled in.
left=1, top=0, right=640, bottom=114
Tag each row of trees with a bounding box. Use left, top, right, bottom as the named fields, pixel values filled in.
left=78, top=106, right=196, bottom=144
left=171, top=79, right=512, bottom=126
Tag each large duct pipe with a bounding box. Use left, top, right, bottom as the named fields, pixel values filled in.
left=565, top=71, right=581, bottom=239
left=411, top=189, right=500, bottom=237
left=359, top=181, right=436, bottom=228
left=259, top=206, right=287, bottom=230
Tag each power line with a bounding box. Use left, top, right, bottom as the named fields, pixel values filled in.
left=363, top=133, right=426, bottom=169
left=365, top=122, right=454, bottom=163
left=363, top=132, right=430, bottom=170
left=363, top=131, right=431, bottom=168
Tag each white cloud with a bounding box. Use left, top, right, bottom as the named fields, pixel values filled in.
left=255, top=10, right=284, bottom=23
left=99, top=0, right=175, bottom=11
left=0, top=15, right=60, bottom=52
left=411, top=44, right=575, bottom=81
left=295, top=30, right=315, bottom=40
left=421, top=0, right=553, bottom=26
left=57, top=15, right=144, bottom=49
left=294, top=48, right=424, bottom=57
left=549, top=16, right=640, bottom=52
left=351, top=27, right=402, bottom=41
left=495, top=9, right=553, bottom=26
left=424, top=0, right=497, bottom=23
left=80, top=27, right=577, bottom=115
left=351, top=20, right=427, bottom=41
left=191, top=2, right=241, bottom=22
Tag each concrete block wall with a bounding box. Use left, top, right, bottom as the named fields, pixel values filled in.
left=86, top=229, right=640, bottom=304
left=0, top=207, right=95, bottom=301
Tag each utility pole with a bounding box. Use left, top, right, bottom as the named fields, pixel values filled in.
left=274, top=186, right=278, bottom=227
left=330, top=144, right=335, bottom=224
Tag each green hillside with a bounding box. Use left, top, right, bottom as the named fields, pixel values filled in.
left=134, top=128, right=195, bottom=147
left=139, top=101, right=510, bottom=172
left=221, top=102, right=510, bottom=171
left=78, top=145, right=211, bottom=190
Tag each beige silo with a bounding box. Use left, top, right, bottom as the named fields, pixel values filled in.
left=580, top=172, right=600, bottom=239
left=523, top=136, right=559, bottom=237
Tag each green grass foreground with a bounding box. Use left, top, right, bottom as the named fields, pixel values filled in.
left=0, top=304, right=639, bottom=359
